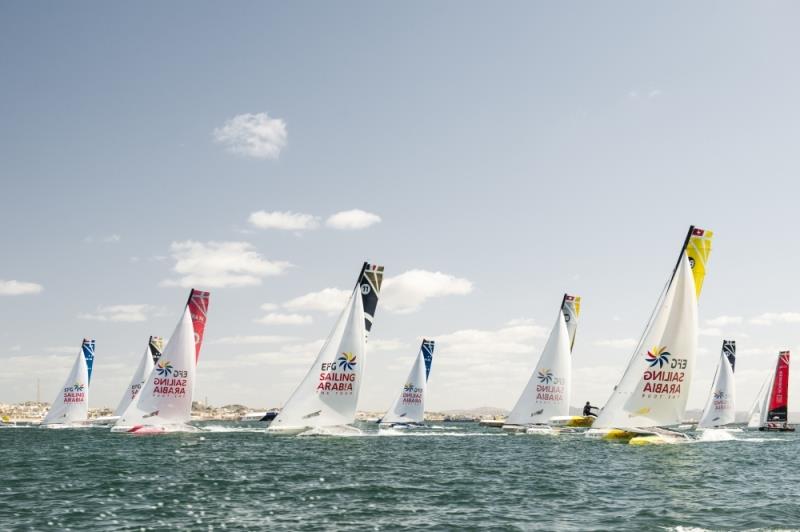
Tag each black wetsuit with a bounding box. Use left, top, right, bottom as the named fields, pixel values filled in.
left=583, top=404, right=597, bottom=417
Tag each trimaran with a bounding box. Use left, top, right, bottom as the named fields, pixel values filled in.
left=267, top=262, right=384, bottom=436
left=586, top=226, right=714, bottom=444
left=503, top=294, right=582, bottom=434
left=379, top=339, right=435, bottom=429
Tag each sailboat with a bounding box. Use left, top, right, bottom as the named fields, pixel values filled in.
left=586, top=226, right=714, bottom=445
left=756, top=351, right=794, bottom=432
left=697, top=340, right=737, bottom=430
left=267, top=262, right=384, bottom=436
left=503, top=294, right=580, bottom=435
left=746, top=375, right=770, bottom=429
left=111, top=289, right=210, bottom=434
left=379, top=339, right=435, bottom=429
left=94, top=336, right=164, bottom=426
left=41, top=339, right=96, bottom=428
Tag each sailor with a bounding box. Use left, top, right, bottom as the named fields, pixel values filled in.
left=583, top=401, right=598, bottom=417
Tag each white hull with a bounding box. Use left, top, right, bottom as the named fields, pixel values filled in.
left=525, top=425, right=558, bottom=435
left=39, top=422, right=92, bottom=430
left=501, top=424, right=527, bottom=433
left=267, top=424, right=363, bottom=437
left=110, top=423, right=200, bottom=434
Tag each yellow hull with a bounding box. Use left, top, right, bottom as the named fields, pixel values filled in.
left=628, top=435, right=668, bottom=446
left=602, top=429, right=638, bottom=441
left=566, top=416, right=595, bottom=428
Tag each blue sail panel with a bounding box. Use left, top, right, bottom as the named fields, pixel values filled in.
left=421, top=339, right=435, bottom=381
left=82, top=339, right=96, bottom=385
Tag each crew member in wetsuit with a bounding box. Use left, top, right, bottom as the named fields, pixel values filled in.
left=583, top=401, right=598, bottom=417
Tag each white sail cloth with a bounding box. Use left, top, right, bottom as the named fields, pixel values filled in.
left=42, top=348, right=90, bottom=426
left=593, top=254, right=698, bottom=430
left=112, top=341, right=158, bottom=417
left=268, top=288, right=366, bottom=433
left=381, top=345, right=429, bottom=425
left=113, top=306, right=196, bottom=431
left=505, top=311, right=572, bottom=425
left=698, top=349, right=736, bottom=428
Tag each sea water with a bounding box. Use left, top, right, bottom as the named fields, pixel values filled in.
left=1, top=422, right=798, bottom=530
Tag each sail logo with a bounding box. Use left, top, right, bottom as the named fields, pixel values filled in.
left=361, top=284, right=371, bottom=295
left=63, top=382, right=86, bottom=403
left=401, top=382, right=423, bottom=404
left=317, top=353, right=358, bottom=394
left=646, top=346, right=671, bottom=368
left=156, top=360, right=174, bottom=377
left=537, top=369, right=554, bottom=384
left=713, top=390, right=725, bottom=400
left=338, top=352, right=357, bottom=371
left=642, top=345, right=687, bottom=397
left=404, top=382, right=415, bottom=392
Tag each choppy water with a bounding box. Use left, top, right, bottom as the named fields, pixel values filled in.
left=1, top=422, right=799, bottom=530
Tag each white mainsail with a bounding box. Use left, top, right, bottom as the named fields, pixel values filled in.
left=381, top=339, right=435, bottom=425
left=747, top=376, right=770, bottom=429
left=42, top=339, right=94, bottom=426
left=112, top=290, right=210, bottom=433
left=697, top=341, right=736, bottom=428
left=268, top=263, right=383, bottom=434
left=592, top=254, right=697, bottom=430
left=505, top=310, right=572, bottom=426
left=112, top=336, right=164, bottom=417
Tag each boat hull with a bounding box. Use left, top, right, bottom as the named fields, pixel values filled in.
left=111, top=423, right=200, bottom=434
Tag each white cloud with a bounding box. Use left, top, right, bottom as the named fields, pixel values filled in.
left=213, top=335, right=296, bottom=345
left=283, top=288, right=351, bottom=314
left=78, top=304, right=158, bottom=323
left=593, top=338, right=637, bottom=349
left=45, top=346, right=78, bottom=355
left=161, top=241, right=291, bottom=288
left=260, top=303, right=279, bottom=311
left=83, top=234, right=121, bottom=244
left=749, top=312, right=800, bottom=326
left=325, top=209, right=381, bottom=230
left=368, top=339, right=406, bottom=352
left=248, top=210, right=319, bottom=231
left=699, top=327, right=722, bottom=337
left=706, top=315, right=743, bottom=327
left=382, top=270, right=473, bottom=314
left=213, top=112, right=287, bottom=159
left=0, top=280, right=43, bottom=296
left=436, top=319, right=548, bottom=358
left=255, top=312, right=312, bottom=325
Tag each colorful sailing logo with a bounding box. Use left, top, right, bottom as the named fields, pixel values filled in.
left=72, top=382, right=85, bottom=392
left=156, top=360, right=174, bottom=377
left=338, top=352, right=357, bottom=371
left=537, top=369, right=554, bottom=384
left=646, top=346, right=671, bottom=368
left=404, top=382, right=415, bottom=392
left=713, top=390, right=725, bottom=400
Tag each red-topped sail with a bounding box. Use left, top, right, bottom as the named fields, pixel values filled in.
left=188, top=289, right=210, bottom=363
left=767, top=351, right=790, bottom=424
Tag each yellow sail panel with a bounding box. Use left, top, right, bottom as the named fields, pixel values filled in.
left=685, top=227, right=713, bottom=299
left=561, top=294, right=581, bottom=351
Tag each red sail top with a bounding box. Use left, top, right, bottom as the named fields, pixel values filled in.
left=768, top=351, right=790, bottom=421
left=188, top=289, right=210, bottom=363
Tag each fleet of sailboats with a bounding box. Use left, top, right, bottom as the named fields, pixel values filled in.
left=27, top=229, right=799, bottom=439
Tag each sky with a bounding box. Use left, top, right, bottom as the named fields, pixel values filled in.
left=2, top=2, right=800, bottom=414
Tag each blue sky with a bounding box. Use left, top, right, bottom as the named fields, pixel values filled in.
left=2, top=2, right=800, bottom=413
